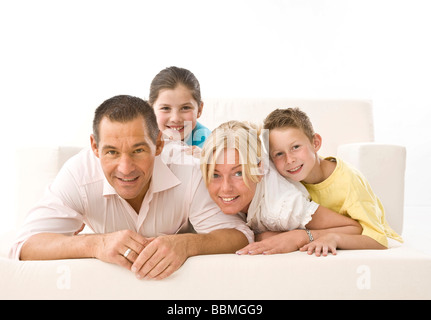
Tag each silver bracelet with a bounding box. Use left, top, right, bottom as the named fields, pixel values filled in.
left=305, top=228, right=314, bottom=242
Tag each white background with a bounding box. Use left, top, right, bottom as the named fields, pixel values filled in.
left=0, top=0, right=430, bottom=234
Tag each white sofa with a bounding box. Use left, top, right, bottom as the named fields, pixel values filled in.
left=1, top=98, right=430, bottom=300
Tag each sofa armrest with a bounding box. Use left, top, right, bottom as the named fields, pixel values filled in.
left=15, top=146, right=83, bottom=228
left=337, top=143, right=406, bottom=235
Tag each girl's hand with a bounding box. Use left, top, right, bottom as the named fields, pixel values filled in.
left=300, top=233, right=339, bottom=257
left=185, top=145, right=201, bottom=158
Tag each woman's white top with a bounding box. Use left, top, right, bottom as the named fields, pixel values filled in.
left=246, top=161, right=319, bottom=233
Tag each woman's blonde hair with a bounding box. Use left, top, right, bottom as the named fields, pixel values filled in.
left=200, top=120, right=263, bottom=187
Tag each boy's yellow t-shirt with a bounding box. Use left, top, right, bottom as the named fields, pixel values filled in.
left=302, top=157, right=403, bottom=248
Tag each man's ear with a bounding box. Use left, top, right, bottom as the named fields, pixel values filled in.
left=155, top=131, right=164, bottom=156
left=312, top=133, right=322, bottom=153
left=90, top=134, right=100, bottom=158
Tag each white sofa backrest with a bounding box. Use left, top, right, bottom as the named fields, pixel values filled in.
left=200, top=98, right=374, bottom=157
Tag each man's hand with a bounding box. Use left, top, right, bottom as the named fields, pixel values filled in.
left=94, top=230, right=154, bottom=270
left=131, top=234, right=189, bottom=280
left=21, top=229, right=248, bottom=280
left=130, top=229, right=248, bottom=280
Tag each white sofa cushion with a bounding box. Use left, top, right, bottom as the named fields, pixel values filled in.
left=1, top=245, right=430, bottom=300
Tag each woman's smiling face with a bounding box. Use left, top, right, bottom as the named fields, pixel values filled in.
left=206, top=148, right=258, bottom=215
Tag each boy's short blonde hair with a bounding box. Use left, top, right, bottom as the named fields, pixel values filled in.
left=200, top=120, right=263, bottom=187
left=263, top=107, right=315, bottom=142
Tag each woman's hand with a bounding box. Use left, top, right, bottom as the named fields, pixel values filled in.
left=236, top=229, right=308, bottom=255
left=255, top=231, right=281, bottom=241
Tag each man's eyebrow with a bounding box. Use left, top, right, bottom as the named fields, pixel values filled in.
left=101, top=145, right=118, bottom=151
left=132, top=142, right=151, bottom=149
left=101, top=142, right=151, bottom=151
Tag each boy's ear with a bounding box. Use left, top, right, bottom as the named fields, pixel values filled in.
left=312, top=133, right=322, bottom=152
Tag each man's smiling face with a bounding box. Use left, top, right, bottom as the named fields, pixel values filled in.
left=91, top=115, right=163, bottom=211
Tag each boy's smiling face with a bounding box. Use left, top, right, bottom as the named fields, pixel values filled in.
left=268, top=127, right=321, bottom=183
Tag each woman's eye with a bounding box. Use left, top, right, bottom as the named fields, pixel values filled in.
left=234, top=171, right=243, bottom=177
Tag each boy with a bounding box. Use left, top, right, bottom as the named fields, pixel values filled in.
left=263, top=108, right=403, bottom=255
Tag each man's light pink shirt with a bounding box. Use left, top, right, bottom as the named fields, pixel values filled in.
left=9, top=147, right=253, bottom=259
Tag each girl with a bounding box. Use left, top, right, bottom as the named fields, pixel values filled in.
left=149, top=66, right=211, bottom=149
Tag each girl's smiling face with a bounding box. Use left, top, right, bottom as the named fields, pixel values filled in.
left=153, top=84, right=203, bottom=141
left=207, top=149, right=258, bottom=215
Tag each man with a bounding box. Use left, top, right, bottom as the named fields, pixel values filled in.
left=10, top=95, right=253, bottom=280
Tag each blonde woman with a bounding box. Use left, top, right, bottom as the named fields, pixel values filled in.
left=200, top=121, right=362, bottom=256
